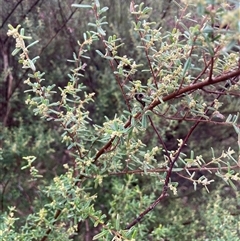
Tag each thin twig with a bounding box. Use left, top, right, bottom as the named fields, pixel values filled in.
left=108, top=165, right=240, bottom=176
left=148, top=116, right=172, bottom=163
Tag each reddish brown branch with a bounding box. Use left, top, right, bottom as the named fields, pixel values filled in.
left=94, top=68, right=240, bottom=163
left=125, top=67, right=240, bottom=228
left=148, top=116, right=172, bottom=163
left=40, top=210, right=61, bottom=241
left=126, top=118, right=201, bottom=229
left=148, top=69, right=240, bottom=110
left=108, top=165, right=240, bottom=176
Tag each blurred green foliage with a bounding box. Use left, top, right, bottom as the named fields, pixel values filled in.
left=0, top=0, right=240, bottom=240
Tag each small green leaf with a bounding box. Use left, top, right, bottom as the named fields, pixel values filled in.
left=94, top=0, right=100, bottom=8
left=131, top=117, right=136, bottom=127
left=113, top=121, right=118, bottom=131
left=190, top=150, right=194, bottom=159
left=193, top=181, right=197, bottom=190
left=228, top=179, right=237, bottom=191
left=115, top=214, right=120, bottom=230
left=20, top=28, right=25, bottom=36
left=99, top=6, right=109, bottom=14
left=95, top=49, right=104, bottom=57
left=71, top=4, right=92, bottom=8
left=223, top=40, right=237, bottom=52
left=26, top=40, right=39, bottom=49
left=28, top=59, right=36, bottom=71
left=93, top=230, right=108, bottom=240
left=172, top=168, right=184, bottom=172
left=127, top=126, right=133, bottom=140
left=97, top=26, right=106, bottom=36
left=182, top=58, right=191, bottom=76
left=233, top=124, right=240, bottom=134
left=32, top=56, right=40, bottom=62
left=226, top=114, right=232, bottom=123
left=8, top=24, right=15, bottom=30
left=197, top=3, right=204, bottom=15
left=202, top=25, right=214, bottom=33
left=88, top=23, right=97, bottom=27
left=141, top=114, right=148, bottom=129
left=12, top=48, right=21, bottom=56
left=233, top=113, right=239, bottom=123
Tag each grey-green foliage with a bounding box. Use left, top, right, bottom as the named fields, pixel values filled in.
left=1, top=121, right=54, bottom=165
left=1, top=0, right=240, bottom=240
left=0, top=120, right=63, bottom=213
left=150, top=186, right=240, bottom=241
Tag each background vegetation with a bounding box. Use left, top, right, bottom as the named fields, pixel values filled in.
left=1, top=0, right=240, bottom=240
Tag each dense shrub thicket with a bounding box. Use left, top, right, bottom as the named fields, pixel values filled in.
left=1, top=0, right=240, bottom=240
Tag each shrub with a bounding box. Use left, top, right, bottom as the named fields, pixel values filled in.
left=1, top=0, right=240, bottom=240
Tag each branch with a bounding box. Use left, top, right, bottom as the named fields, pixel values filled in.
left=148, top=69, right=240, bottom=111
left=94, top=68, right=240, bottom=163
left=148, top=116, right=172, bottom=163
left=126, top=119, right=201, bottom=229
left=125, top=68, right=239, bottom=228
left=108, top=165, right=240, bottom=176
